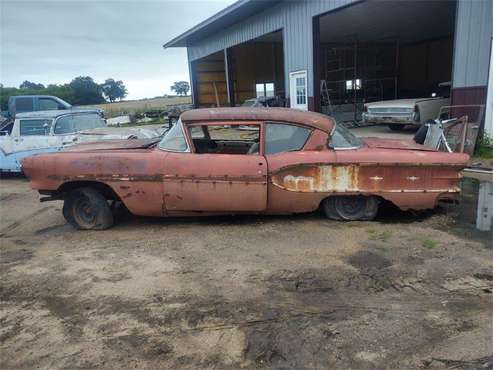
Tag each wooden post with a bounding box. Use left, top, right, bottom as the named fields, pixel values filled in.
left=312, top=16, right=321, bottom=113
left=224, top=48, right=235, bottom=107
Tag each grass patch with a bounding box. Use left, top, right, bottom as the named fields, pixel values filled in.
left=367, top=229, right=392, bottom=242
left=422, top=238, right=438, bottom=249
left=473, top=135, right=493, bottom=160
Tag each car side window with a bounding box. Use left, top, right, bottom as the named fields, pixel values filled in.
left=39, top=98, right=60, bottom=111
left=188, top=124, right=260, bottom=155
left=265, top=123, right=311, bottom=155
left=15, top=97, right=34, bottom=112
left=19, top=119, right=52, bottom=136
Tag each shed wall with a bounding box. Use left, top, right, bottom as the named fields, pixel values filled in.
left=187, top=0, right=357, bottom=98
left=452, top=0, right=493, bottom=88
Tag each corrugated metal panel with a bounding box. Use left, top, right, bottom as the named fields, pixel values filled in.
left=187, top=0, right=357, bottom=96
left=453, top=0, right=493, bottom=88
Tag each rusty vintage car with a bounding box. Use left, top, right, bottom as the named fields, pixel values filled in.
left=21, top=107, right=469, bottom=230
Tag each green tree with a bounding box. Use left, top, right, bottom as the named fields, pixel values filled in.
left=101, top=78, right=127, bottom=102
left=19, top=81, right=45, bottom=89
left=69, top=76, right=105, bottom=105
left=170, top=81, right=190, bottom=96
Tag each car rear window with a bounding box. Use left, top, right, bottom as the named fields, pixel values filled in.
left=15, top=97, right=34, bottom=112
left=19, top=119, right=52, bottom=136
left=265, top=123, right=311, bottom=155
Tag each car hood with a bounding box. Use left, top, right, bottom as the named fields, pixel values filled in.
left=362, top=137, right=436, bottom=151
left=63, top=138, right=161, bottom=152
left=78, top=126, right=162, bottom=139
left=365, top=97, right=447, bottom=108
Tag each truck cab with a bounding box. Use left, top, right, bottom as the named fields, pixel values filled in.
left=4, top=95, right=71, bottom=120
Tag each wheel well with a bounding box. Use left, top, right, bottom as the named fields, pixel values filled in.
left=319, top=194, right=391, bottom=209
left=56, top=181, right=120, bottom=201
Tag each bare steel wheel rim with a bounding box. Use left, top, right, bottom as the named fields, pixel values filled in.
left=73, top=197, right=97, bottom=226
left=335, top=196, right=366, bottom=218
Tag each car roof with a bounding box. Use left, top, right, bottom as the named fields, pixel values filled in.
left=180, top=107, right=335, bottom=132
left=11, top=95, right=61, bottom=99
left=15, top=109, right=101, bottom=119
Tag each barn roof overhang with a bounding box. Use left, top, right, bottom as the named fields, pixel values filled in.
left=162, top=0, right=282, bottom=48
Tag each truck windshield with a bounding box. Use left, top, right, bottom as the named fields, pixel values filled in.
left=329, top=124, right=363, bottom=150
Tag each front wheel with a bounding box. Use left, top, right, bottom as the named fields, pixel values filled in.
left=63, top=188, right=114, bottom=230
left=323, top=195, right=379, bottom=221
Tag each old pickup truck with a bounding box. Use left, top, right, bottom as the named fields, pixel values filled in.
left=1, top=95, right=103, bottom=122
left=1, top=109, right=160, bottom=172
left=22, top=108, right=469, bottom=230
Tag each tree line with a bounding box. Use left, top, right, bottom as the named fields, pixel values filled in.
left=0, top=76, right=127, bottom=110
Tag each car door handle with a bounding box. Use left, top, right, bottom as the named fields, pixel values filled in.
left=62, top=137, right=78, bottom=145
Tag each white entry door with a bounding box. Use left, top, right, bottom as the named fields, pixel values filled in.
left=289, top=70, right=308, bottom=111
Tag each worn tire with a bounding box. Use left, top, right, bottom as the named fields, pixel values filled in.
left=63, top=188, right=114, bottom=230
left=323, top=196, right=379, bottom=221
left=388, top=124, right=405, bottom=131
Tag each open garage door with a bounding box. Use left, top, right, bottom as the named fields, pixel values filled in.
left=190, top=30, right=285, bottom=109
left=228, top=30, right=285, bottom=107
left=314, top=0, right=456, bottom=125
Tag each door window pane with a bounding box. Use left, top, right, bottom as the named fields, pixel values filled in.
left=189, top=124, right=260, bottom=155
left=256, top=84, right=265, bottom=98
left=265, top=123, right=311, bottom=154
left=295, top=77, right=306, bottom=105
left=19, top=119, right=52, bottom=136
left=39, top=98, right=60, bottom=110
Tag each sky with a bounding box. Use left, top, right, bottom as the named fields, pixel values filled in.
left=0, top=0, right=236, bottom=100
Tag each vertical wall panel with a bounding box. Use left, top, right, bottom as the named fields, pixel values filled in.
left=453, top=0, right=493, bottom=88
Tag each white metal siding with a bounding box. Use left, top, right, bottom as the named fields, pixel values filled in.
left=453, top=0, right=493, bottom=88
left=187, top=0, right=356, bottom=97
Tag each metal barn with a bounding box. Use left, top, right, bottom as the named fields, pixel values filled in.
left=164, top=0, right=493, bottom=135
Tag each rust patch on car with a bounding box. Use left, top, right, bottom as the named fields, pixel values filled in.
left=271, top=164, right=462, bottom=194
left=271, top=165, right=360, bottom=192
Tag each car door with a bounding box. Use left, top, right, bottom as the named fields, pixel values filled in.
left=10, top=118, right=61, bottom=154
left=161, top=120, right=267, bottom=213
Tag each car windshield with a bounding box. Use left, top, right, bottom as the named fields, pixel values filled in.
left=54, top=113, right=105, bottom=134
left=329, top=124, right=363, bottom=149
left=158, top=119, right=189, bottom=152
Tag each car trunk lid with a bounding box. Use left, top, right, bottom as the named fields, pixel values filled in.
left=362, top=137, right=436, bottom=151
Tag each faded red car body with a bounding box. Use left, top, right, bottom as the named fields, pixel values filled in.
left=22, top=107, right=468, bottom=219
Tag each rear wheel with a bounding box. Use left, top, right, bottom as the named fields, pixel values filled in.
left=63, top=188, right=114, bottom=230
left=323, top=195, right=379, bottom=221
left=388, top=124, right=405, bottom=131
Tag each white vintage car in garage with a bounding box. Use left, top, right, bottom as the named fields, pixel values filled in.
left=362, top=96, right=450, bottom=131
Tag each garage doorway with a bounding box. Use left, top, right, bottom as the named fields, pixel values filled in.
left=228, top=30, right=285, bottom=107
left=314, top=0, right=457, bottom=124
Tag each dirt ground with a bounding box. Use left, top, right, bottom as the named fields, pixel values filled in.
left=1, top=177, right=492, bottom=369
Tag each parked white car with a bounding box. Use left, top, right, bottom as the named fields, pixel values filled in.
left=362, top=97, right=450, bottom=131
left=0, top=109, right=161, bottom=173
